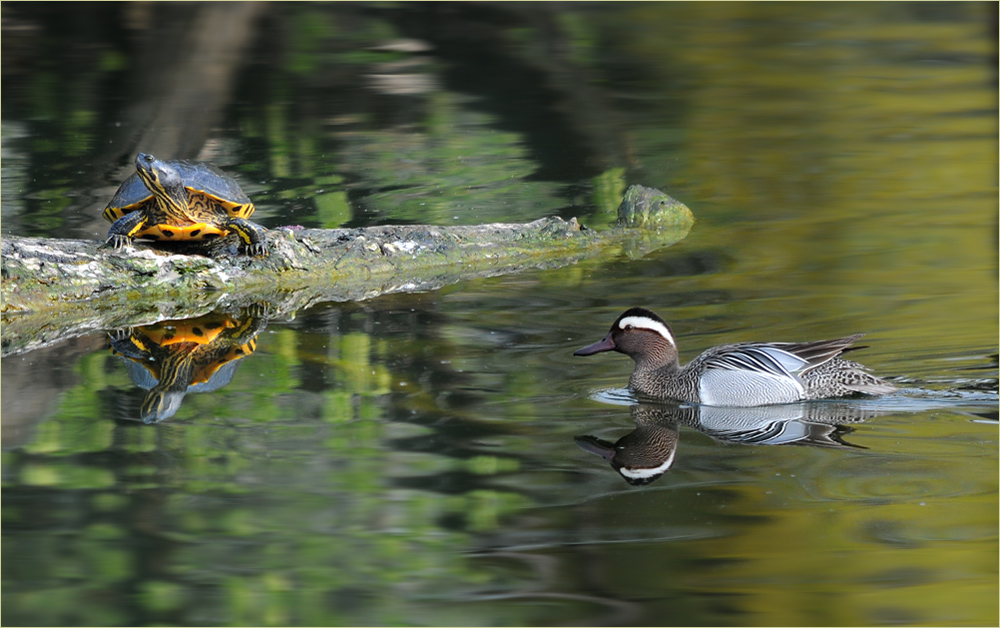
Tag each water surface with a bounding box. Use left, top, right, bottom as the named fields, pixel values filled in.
left=2, top=3, right=996, bottom=626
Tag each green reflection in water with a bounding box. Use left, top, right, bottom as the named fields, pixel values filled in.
left=2, top=2, right=997, bottom=627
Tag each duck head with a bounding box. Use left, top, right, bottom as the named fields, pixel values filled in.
left=574, top=307, right=680, bottom=368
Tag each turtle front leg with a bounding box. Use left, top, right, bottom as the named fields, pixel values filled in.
left=226, top=217, right=269, bottom=256
left=104, top=211, right=148, bottom=250
left=107, top=329, right=153, bottom=361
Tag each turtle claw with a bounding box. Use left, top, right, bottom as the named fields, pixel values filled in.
left=101, top=236, right=134, bottom=252
left=244, top=243, right=269, bottom=257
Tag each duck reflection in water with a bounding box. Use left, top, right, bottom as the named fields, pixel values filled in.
left=108, top=305, right=268, bottom=424
left=576, top=401, right=886, bottom=485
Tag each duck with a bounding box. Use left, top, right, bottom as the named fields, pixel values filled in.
left=573, top=307, right=896, bottom=407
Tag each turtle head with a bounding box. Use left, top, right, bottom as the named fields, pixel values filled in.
left=135, top=153, right=189, bottom=218
left=140, top=388, right=186, bottom=424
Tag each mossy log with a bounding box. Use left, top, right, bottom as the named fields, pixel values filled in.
left=1, top=186, right=693, bottom=357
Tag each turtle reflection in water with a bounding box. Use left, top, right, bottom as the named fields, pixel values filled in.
left=108, top=307, right=268, bottom=423
left=576, top=402, right=886, bottom=486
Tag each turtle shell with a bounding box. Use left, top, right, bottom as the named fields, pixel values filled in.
left=103, top=159, right=255, bottom=223
left=132, top=316, right=239, bottom=347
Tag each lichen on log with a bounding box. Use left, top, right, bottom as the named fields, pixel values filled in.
left=1, top=185, right=693, bottom=356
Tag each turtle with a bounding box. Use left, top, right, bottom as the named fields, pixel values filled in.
left=109, top=306, right=268, bottom=423
left=103, top=152, right=268, bottom=256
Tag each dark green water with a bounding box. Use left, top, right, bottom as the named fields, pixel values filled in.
left=3, top=3, right=997, bottom=626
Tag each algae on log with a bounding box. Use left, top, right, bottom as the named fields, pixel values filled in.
left=1, top=185, right=693, bottom=357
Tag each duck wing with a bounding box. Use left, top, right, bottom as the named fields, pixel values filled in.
left=701, top=334, right=864, bottom=378
left=768, top=334, right=865, bottom=365
left=703, top=345, right=809, bottom=378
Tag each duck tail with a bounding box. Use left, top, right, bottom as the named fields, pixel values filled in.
left=842, top=367, right=897, bottom=395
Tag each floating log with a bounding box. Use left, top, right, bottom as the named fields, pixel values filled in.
left=1, top=185, right=693, bottom=356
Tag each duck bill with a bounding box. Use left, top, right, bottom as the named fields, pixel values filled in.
left=573, top=333, right=616, bottom=356
left=574, top=435, right=617, bottom=462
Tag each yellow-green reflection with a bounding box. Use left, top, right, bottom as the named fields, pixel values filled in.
left=2, top=3, right=995, bottom=627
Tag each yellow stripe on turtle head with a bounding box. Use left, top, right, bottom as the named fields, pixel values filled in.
left=135, top=153, right=190, bottom=220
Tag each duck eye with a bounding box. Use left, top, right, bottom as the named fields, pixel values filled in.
left=624, top=324, right=633, bottom=331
